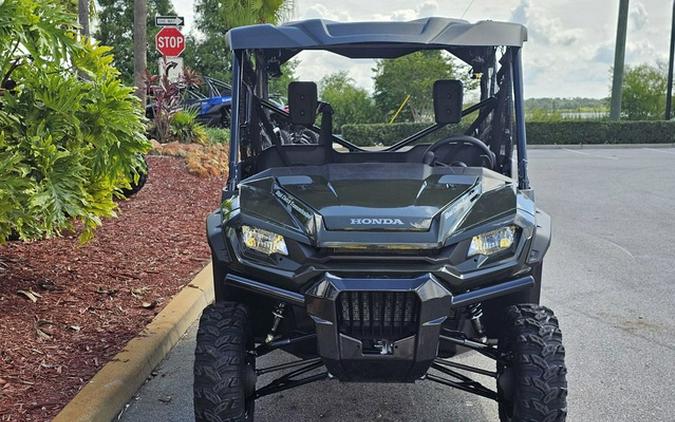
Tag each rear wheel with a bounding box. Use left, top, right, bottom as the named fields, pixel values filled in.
left=220, top=108, right=231, bottom=128
left=497, top=304, right=567, bottom=422
left=194, top=302, right=256, bottom=422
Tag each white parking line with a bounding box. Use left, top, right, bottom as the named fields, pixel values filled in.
left=562, top=148, right=619, bottom=160
left=644, top=147, right=675, bottom=155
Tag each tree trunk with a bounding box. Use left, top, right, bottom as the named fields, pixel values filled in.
left=133, top=0, right=147, bottom=107
left=78, top=0, right=90, bottom=36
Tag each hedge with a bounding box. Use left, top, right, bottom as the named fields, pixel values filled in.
left=526, top=121, right=675, bottom=145
left=341, top=122, right=469, bottom=147
left=341, top=121, right=675, bottom=146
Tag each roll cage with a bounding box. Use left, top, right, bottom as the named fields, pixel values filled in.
left=224, top=18, right=531, bottom=194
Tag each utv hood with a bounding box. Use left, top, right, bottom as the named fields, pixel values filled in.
left=239, top=163, right=517, bottom=247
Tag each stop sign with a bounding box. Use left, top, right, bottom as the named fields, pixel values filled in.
left=155, top=27, right=185, bottom=57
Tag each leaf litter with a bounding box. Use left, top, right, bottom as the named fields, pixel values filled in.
left=0, top=157, right=224, bottom=420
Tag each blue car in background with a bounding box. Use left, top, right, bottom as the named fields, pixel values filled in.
left=146, top=76, right=233, bottom=128
left=147, top=76, right=285, bottom=128
left=185, top=77, right=286, bottom=127
left=184, top=77, right=233, bottom=128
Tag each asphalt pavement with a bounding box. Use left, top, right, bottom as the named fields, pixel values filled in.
left=119, top=147, right=675, bottom=422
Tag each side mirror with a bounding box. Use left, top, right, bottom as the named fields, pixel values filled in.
left=288, top=81, right=318, bottom=125
left=433, top=80, right=463, bottom=124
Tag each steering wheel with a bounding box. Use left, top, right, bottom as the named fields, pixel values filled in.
left=423, top=135, right=496, bottom=169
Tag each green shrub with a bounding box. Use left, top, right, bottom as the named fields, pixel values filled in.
left=0, top=0, right=150, bottom=243
left=525, top=109, right=563, bottom=122
left=205, top=127, right=230, bottom=145
left=527, top=121, right=675, bottom=144
left=342, top=121, right=675, bottom=147
left=170, top=110, right=208, bottom=144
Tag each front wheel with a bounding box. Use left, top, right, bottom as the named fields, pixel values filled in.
left=194, top=302, right=256, bottom=422
left=497, top=304, right=568, bottom=422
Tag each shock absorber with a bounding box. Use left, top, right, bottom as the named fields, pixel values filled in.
left=265, top=302, right=286, bottom=343
left=466, top=303, right=486, bottom=342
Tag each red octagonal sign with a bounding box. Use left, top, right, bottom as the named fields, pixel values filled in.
left=155, top=27, right=185, bottom=57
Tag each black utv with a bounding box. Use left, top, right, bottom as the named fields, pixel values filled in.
left=196, top=17, right=567, bottom=422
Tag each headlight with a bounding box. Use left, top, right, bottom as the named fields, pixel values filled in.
left=241, top=225, right=288, bottom=256
left=468, top=226, right=516, bottom=257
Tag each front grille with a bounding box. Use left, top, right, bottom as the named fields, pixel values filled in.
left=336, top=291, right=420, bottom=341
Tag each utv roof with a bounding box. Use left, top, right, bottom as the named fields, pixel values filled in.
left=226, top=18, right=528, bottom=58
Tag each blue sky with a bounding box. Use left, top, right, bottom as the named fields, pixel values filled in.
left=172, top=0, right=673, bottom=98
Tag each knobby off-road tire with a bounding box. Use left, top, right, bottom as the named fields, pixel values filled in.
left=121, top=171, right=147, bottom=198
left=121, top=156, right=148, bottom=198
left=194, top=302, right=255, bottom=422
left=497, top=304, right=567, bottom=422
left=220, top=108, right=231, bottom=129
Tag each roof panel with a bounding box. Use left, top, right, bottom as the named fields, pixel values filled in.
left=226, top=18, right=527, bottom=54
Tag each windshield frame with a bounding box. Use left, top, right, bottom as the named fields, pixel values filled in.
left=225, top=45, right=530, bottom=195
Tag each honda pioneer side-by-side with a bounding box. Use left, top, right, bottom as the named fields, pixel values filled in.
left=195, top=17, right=567, bottom=422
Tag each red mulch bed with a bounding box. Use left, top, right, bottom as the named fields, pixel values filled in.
left=0, top=156, right=225, bottom=421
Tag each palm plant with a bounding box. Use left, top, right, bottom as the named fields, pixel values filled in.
left=222, top=0, right=293, bottom=27
left=0, top=0, right=150, bottom=243
left=195, top=0, right=294, bottom=36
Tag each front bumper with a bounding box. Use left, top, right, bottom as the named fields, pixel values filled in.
left=224, top=270, right=534, bottom=382
left=305, top=273, right=452, bottom=382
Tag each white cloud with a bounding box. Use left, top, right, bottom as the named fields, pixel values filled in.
left=593, top=43, right=615, bottom=65
left=294, top=51, right=376, bottom=91
left=296, top=0, right=446, bottom=90
left=418, top=1, right=439, bottom=19
left=510, top=0, right=582, bottom=46
left=629, top=1, right=649, bottom=31
left=373, top=1, right=441, bottom=22
left=302, top=3, right=352, bottom=21
left=173, top=0, right=673, bottom=98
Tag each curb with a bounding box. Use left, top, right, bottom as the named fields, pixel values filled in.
left=54, top=262, right=214, bottom=422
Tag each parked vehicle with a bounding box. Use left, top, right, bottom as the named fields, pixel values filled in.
left=146, top=76, right=233, bottom=128
left=183, top=76, right=232, bottom=127
left=196, top=17, right=567, bottom=422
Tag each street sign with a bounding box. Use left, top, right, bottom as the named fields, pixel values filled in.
left=155, top=16, right=184, bottom=27
left=159, top=57, right=184, bottom=83
left=155, top=27, right=185, bottom=57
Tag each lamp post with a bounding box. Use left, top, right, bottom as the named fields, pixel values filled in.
left=610, top=0, right=630, bottom=120
left=666, top=0, right=675, bottom=120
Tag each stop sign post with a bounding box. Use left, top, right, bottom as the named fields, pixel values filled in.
left=155, top=27, right=185, bottom=57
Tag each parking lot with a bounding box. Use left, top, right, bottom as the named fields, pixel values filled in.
left=120, top=147, right=675, bottom=422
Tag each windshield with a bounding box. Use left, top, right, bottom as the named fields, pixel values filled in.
left=265, top=49, right=478, bottom=151
left=228, top=45, right=523, bottom=189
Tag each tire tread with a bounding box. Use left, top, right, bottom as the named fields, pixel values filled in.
left=499, top=304, right=568, bottom=422
left=194, top=302, right=252, bottom=422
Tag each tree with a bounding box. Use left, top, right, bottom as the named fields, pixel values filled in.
left=269, top=60, right=297, bottom=97
left=182, top=35, right=230, bottom=83
left=95, top=0, right=175, bottom=84
left=133, top=0, right=146, bottom=105
left=195, top=0, right=292, bottom=33
left=0, top=0, right=149, bottom=243
left=78, top=0, right=90, bottom=35
left=373, top=51, right=472, bottom=123
left=319, top=71, right=378, bottom=131
left=187, top=0, right=293, bottom=83
left=620, top=63, right=669, bottom=120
